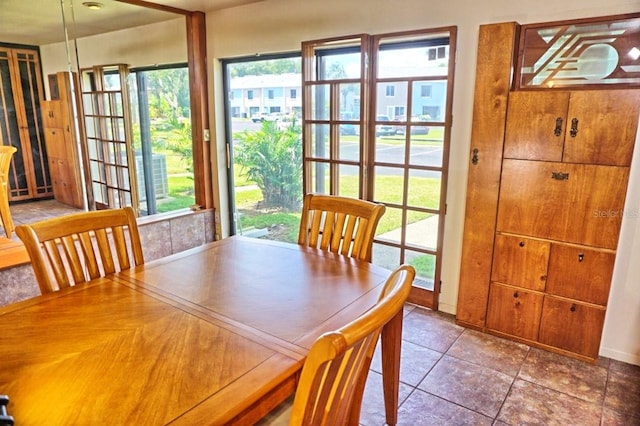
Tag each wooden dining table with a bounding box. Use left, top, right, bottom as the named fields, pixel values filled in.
left=0, top=236, right=404, bottom=425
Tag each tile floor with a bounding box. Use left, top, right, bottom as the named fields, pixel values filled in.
left=361, top=304, right=640, bottom=425
left=7, top=199, right=83, bottom=241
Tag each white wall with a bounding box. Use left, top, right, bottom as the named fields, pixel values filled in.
left=36, top=0, right=640, bottom=364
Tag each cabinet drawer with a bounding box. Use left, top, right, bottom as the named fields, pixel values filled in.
left=486, top=283, right=543, bottom=341
left=546, top=245, right=614, bottom=305
left=491, top=234, right=549, bottom=291
left=497, top=159, right=628, bottom=249
left=538, top=296, right=606, bottom=359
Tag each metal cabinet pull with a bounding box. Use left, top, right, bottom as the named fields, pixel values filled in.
left=471, top=148, right=479, bottom=165
left=554, top=117, right=563, bottom=136
left=570, top=304, right=577, bottom=312
left=570, top=118, right=579, bottom=137
left=513, top=291, right=519, bottom=298
left=578, top=253, right=584, bottom=262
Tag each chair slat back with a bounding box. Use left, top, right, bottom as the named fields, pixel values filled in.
left=289, top=264, right=415, bottom=425
left=298, top=193, right=386, bottom=262
left=0, top=146, right=17, bottom=238
left=16, top=206, right=144, bottom=294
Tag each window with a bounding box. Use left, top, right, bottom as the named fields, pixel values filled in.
left=302, top=29, right=456, bottom=310
left=290, top=89, right=297, bottom=99
left=247, top=90, right=254, bottom=100
left=129, top=64, right=194, bottom=215
left=385, top=85, right=395, bottom=96
left=268, top=89, right=275, bottom=99
left=421, top=85, right=432, bottom=97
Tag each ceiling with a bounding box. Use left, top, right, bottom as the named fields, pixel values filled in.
left=0, top=0, right=263, bottom=46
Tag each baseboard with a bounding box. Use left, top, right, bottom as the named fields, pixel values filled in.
left=600, top=347, right=640, bottom=366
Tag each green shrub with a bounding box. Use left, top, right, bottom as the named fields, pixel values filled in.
left=234, top=120, right=302, bottom=211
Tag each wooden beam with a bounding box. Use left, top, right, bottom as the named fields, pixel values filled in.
left=186, top=12, right=213, bottom=210
left=114, top=0, right=193, bottom=16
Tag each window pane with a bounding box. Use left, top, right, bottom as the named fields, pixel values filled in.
left=338, top=165, right=359, bottom=198
left=338, top=82, right=360, bottom=118
left=319, top=52, right=361, bottom=79
left=407, top=170, right=441, bottom=210
left=338, top=131, right=359, bottom=161
left=406, top=212, right=438, bottom=251
left=372, top=243, right=400, bottom=271
left=377, top=81, right=407, bottom=120
left=411, top=80, right=447, bottom=121
left=130, top=67, right=193, bottom=215
left=406, top=250, right=436, bottom=290
left=310, top=84, right=330, bottom=120
left=376, top=206, right=403, bottom=244
left=309, top=123, right=330, bottom=159
left=374, top=166, right=404, bottom=205
left=375, top=136, right=405, bottom=166
left=378, top=44, right=449, bottom=79
left=309, top=161, right=330, bottom=194
left=408, top=126, right=443, bottom=168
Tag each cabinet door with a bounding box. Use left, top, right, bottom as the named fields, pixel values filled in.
left=43, top=128, right=66, bottom=159
left=497, top=159, right=629, bottom=249
left=41, top=100, right=61, bottom=129
left=546, top=244, right=615, bottom=305
left=538, top=296, right=606, bottom=359
left=563, top=90, right=640, bottom=166
left=486, top=283, right=543, bottom=341
left=491, top=234, right=549, bottom=291
left=504, top=91, right=569, bottom=161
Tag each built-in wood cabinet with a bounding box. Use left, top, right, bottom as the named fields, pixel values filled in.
left=504, top=90, right=639, bottom=166
left=41, top=72, right=84, bottom=209
left=457, top=22, right=640, bottom=363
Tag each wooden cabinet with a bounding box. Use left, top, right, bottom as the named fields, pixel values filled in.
left=504, top=90, right=640, bottom=166
left=457, top=22, right=640, bottom=363
left=41, top=72, right=84, bottom=209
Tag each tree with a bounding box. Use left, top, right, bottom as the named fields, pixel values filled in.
left=234, top=120, right=302, bottom=210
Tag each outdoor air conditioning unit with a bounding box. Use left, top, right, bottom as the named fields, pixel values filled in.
left=136, top=154, right=169, bottom=202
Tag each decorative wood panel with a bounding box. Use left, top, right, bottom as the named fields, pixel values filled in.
left=456, top=22, right=519, bottom=328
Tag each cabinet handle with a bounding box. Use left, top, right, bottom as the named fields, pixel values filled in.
left=551, top=172, right=569, bottom=180
left=570, top=118, right=579, bottom=138
left=554, top=117, right=563, bottom=136
left=471, top=148, right=479, bottom=165
left=513, top=291, right=519, bottom=298
left=570, top=304, right=576, bottom=312
left=519, top=241, right=525, bottom=247
left=578, top=253, right=584, bottom=262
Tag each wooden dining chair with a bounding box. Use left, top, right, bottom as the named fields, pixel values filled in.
left=0, top=145, right=17, bottom=238
left=15, top=206, right=144, bottom=294
left=259, top=264, right=415, bottom=426
left=297, top=193, right=386, bottom=262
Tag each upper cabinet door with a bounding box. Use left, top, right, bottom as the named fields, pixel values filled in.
left=563, top=90, right=640, bottom=166
left=504, top=91, right=569, bottom=162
